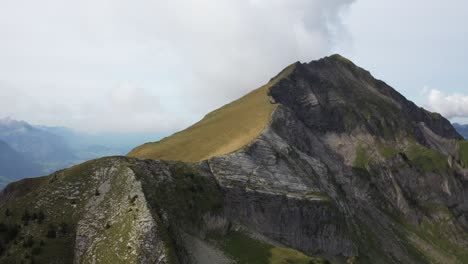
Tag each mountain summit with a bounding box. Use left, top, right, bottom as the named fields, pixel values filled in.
left=129, top=54, right=461, bottom=161
left=1, top=55, right=468, bottom=264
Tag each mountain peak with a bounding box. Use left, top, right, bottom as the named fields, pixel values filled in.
left=277, top=55, right=460, bottom=140
left=129, top=55, right=461, bottom=162
left=0, top=117, right=29, bottom=127
left=326, top=53, right=353, bottom=62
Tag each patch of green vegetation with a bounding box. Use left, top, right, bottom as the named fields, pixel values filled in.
left=383, top=203, right=468, bottom=264
left=94, top=211, right=135, bottom=263
left=406, top=144, right=449, bottom=173
left=0, top=204, right=74, bottom=264
left=353, top=145, right=370, bottom=170
left=0, top=158, right=112, bottom=263
left=223, top=231, right=329, bottom=264
left=398, top=217, right=468, bottom=263
left=153, top=214, right=180, bottom=264
left=128, top=63, right=297, bottom=162
left=127, top=161, right=227, bottom=263
left=31, top=237, right=74, bottom=264
left=417, top=222, right=468, bottom=262
left=348, top=215, right=395, bottom=264
left=458, top=140, right=468, bottom=168
left=139, top=162, right=224, bottom=226
left=421, top=203, right=454, bottom=221
left=130, top=161, right=224, bottom=262
left=377, top=144, right=399, bottom=160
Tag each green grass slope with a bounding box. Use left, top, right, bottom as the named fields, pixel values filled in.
left=459, top=140, right=468, bottom=168
left=220, top=231, right=329, bottom=264
left=127, top=63, right=297, bottom=162
left=0, top=160, right=100, bottom=264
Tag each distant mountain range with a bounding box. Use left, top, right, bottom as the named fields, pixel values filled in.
left=0, top=118, right=77, bottom=173
left=0, top=139, right=41, bottom=187
left=0, top=117, right=163, bottom=187
left=453, top=123, right=468, bottom=139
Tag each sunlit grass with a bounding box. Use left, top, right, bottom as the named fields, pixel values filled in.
left=128, top=63, right=296, bottom=162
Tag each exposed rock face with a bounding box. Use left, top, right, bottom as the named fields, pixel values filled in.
left=203, top=55, right=468, bottom=263
left=1, top=55, right=468, bottom=264
left=74, top=163, right=166, bottom=264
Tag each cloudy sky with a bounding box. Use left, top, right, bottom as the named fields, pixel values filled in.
left=0, top=0, right=467, bottom=133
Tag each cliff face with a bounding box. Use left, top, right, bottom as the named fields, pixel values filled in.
left=1, top=55, right=468, bottom=264
left=204, top=55, right=468, bottom=263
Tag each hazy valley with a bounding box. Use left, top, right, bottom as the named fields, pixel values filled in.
left=0, top=117, right=161, bottom=188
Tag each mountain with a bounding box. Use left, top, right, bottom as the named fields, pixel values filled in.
left=0, top=140, right=41, bottom=188
left=0, top=118, right=77, bottom=173
left=38, top=125, right=162, bottom=161
left=453, top=123, right=468, bottom=139
left=0, top=118, right=161, bottom=179
left=36, top=125, right=127, bottom=162
left=0, top=118, right=76, bottom=162
left=1, top=55, right=468, bottom=264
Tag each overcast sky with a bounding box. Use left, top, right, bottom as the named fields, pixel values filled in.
left=0, top=0, right=467, bottom=133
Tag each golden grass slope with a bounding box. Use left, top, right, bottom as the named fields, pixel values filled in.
left=128, top=63, right=297, bottom=162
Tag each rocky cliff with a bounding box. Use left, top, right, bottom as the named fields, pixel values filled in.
left=1, top=55, right=467, bottom=264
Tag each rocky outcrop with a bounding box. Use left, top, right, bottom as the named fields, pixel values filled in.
left=75, top=163, right=166, bottom=264
left=199, top=55, right=468, bottom=263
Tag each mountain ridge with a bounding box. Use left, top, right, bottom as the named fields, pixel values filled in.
left=128, top=62, right=297, bottom=162
left=129, top=54, right=461, bottom=163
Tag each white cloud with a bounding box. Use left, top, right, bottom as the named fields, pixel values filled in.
left=426, top=89, right=468, bottom=119
left=0, top=0, right=355, bottom=132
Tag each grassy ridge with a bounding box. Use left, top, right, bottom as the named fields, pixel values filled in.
left=128, top=63, right=297, bottom=162
left=459, top=141, right=468, bottom=168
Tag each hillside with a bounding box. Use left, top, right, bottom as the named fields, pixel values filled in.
left=128, top=63, right=297, bottom=162
left=1, top=55, right=468, bottom=264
